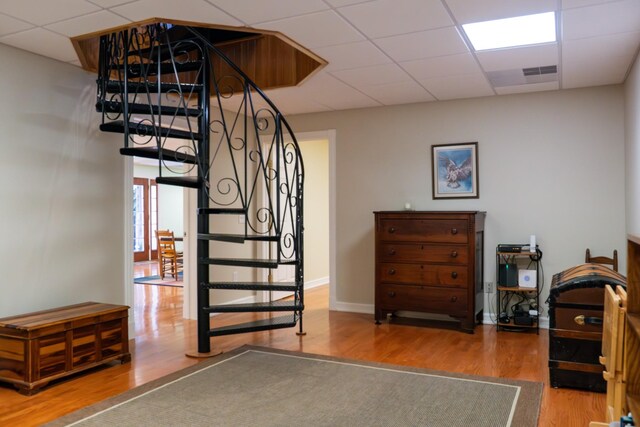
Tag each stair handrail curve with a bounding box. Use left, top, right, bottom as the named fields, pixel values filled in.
left=183, top=25, right=305, bottom=264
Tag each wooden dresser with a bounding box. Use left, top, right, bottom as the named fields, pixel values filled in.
left=374, top=211, right=485, bottom=332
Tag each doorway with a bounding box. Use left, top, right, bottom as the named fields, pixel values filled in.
left=133, top=178, right=158, bottom=262
left=260, top=135, right=331, bottom=303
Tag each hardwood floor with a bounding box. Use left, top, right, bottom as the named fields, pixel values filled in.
left=0, top=274, right=605, bottom=426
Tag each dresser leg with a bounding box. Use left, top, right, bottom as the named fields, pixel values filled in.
left=459, top=318, right=475, bottom=334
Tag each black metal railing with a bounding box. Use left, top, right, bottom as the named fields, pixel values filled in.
left=96, top=22, right=305, bottom=353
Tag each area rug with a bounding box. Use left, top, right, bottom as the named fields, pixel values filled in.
left=134, top=274, right=182, bottom=287
left=46, top=345, right=541, bottom=427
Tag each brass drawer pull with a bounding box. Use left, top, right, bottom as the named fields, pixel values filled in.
left=574, top=315, right=603, bottom=326
left=388, top=268, right=396, bottom=275
left=451, top=228, right=458, bottom=235
left=388, top=291, right=396, bottom=297
left=389, top=227, right=396, bottom=233
left=450, top=296, right=458, bottom=302
left=451, top=271, right=458, bottom=279
left=388, top=248, right=396, bottom=255
left=451, top=251, right=458, bottom=258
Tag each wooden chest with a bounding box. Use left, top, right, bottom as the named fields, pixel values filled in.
left=0, top=302, right=130, bottom=395
left=374, top=211, right=485, bottom=332
left=548, top=264, right=626, bottom=392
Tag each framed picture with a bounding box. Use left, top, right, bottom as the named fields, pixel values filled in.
left=431, top=142, right=479, bottom=199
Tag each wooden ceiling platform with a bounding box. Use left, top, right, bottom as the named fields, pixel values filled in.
left=71, top=18, right=327, bottom=92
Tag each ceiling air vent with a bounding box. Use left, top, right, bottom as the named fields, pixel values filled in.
left=487, top=65, right=558, bottom=88
left=522, top=65, right=557, bottom=76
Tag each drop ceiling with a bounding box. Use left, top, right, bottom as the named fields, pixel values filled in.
left=0, top=0, right=639, bottom=115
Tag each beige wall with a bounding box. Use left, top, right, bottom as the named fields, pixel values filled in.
left=0, top=44, right=125, bottom=317
left=299, top=139, right=329, bottom=285
left=289, top=86, right=626, bottom=319
left=626, top=52, right=640, bottom=238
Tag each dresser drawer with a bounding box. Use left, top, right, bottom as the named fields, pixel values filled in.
left=378, top=284, right=467, bottom=313
left=378, top=243, right=468, bottom=264
left=378, top=219, right=468, bottom=243
left=378, top=263, right=467, bottom=287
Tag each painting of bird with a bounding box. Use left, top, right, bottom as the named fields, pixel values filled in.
left=439, top=155, right=473, bottom=189
left=432, top=142, right=478, bottom=198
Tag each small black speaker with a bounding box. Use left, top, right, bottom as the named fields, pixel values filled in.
left=499, top=263, right=518, bottom=287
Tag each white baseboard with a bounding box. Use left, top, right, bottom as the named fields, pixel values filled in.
left=305, top=276, right=329, bottom=290
left=332, top=301, right=374, bottom=314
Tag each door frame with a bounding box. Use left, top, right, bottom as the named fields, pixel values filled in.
left=257, top=130, right=336, bottom=307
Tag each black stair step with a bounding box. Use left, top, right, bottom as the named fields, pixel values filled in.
left=205, top=301, right=303, bottom=314
left=156, top=176, right=201, bottom=188
left=111, top=60, right=203, bottom=77
left=104, top=80, right=203, bottom=95
left=200, top=258, right=297, bottom=268
left=209, top=315, right=297, bottom=337
left=197, top=208, right=246, bottom=215
left=97, top=100, right=201, bottom=117
left=119, top=147, right=198, bottom=164
left=205, top=281, right=298, bottom=292
left=197, top=233, right=279, bottom=243
left=100, top=120, right=203, bottom=140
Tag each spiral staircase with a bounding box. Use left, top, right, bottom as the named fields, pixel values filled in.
left=93, top=22, right=312, bottom=354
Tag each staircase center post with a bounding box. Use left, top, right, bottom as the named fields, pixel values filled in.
left=197, top=40, right=212, bottom=354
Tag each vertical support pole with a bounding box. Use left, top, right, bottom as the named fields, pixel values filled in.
left=122, top=30, right=130, bottom=148
left=296, top=138, right=306, bottom=336
left=196, top=39, right=212, bottom=354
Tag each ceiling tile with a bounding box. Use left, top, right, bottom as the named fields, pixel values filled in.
left=45, top=10, right=131, bottom=37
left=562, top=31, right=640, bottom=88
left=257, top=10, right=364, bottom=49
left=314, top=41, right=391, bottom=71
left=444, top=0, right=557, bottom=24
left=338, top=0, right=452, bottom=39
left=211, top=0, right=329, bottom=25
left=298, top=72, right=381, bottom=109
left=375, top=27, right=469, bottom=62
left=264, top=87, right=333, bottom=114
left=324, top=0, right=371, bottom=7
left=495, top=81, right=559, bottom=95
left=0, top=0, right=100, bottom=26
left=400, top=53, right=481, bottom=80
left=562, top=0, right=620, bottom=9
left=562, top=0, right=640, bottom=40
left=86, top=0, right=136, bottom=6
left=419, top=73, right=494, bottom=100
left=0, top=28, right=78, bottom=62
left=476, top=43, right=558, bottom=72
left=358, top=81, right=436, bottom=105
left=111, top=0, right=242, bottom=26
left=330, top=63, right=411, bottom=87
left=0, top=13, right=34, bottom=37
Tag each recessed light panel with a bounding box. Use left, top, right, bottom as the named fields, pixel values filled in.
left=462, top=12, right=556, bottom=51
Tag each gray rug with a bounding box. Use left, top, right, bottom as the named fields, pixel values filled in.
left=47, top=345, right=542, bottom=427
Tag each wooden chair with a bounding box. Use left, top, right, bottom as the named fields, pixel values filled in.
left=586, top=248, right=619, bottom=272
left=156, top=230, right=183, bottom=280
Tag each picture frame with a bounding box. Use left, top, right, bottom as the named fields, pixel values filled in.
left=431, top=142, right=479, bottom=199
